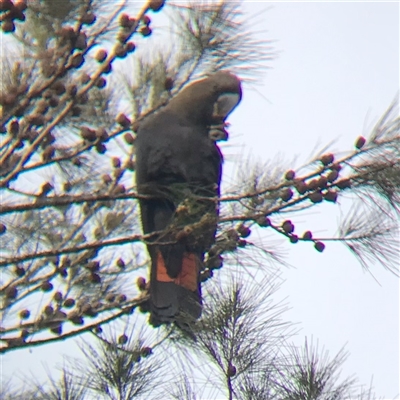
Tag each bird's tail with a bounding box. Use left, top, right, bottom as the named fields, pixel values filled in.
left=149, top=250, right=202, bottom=327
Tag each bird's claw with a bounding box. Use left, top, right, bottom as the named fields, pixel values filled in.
left=208, top=123, right=230, bottom=142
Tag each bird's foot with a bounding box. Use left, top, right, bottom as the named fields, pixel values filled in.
left=208, top=122, right=230, bottom=142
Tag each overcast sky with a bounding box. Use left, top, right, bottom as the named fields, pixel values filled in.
left=229, top=1, right=399, bottom=397
left=3, top=1, right=399, bottom=398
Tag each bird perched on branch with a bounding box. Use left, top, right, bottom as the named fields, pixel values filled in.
left=135, top=71, right=242, bottom=328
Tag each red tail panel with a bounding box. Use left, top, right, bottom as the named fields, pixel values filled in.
left=155, top=251, right=199, bottom=291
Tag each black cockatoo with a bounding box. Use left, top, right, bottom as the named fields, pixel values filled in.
left=135, top=71, right=242, bottom=327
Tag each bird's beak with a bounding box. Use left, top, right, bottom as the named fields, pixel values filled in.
left=212, top=93, right=241, bottom=121
left=209, top=93, right=240, bottom=142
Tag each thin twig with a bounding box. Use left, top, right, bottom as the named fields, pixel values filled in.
left=0, top=295, right=149, bottom=354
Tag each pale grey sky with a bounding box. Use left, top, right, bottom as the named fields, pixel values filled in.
left=227, top=1, right=399, bottom=397
left=2, top=1, right=399, bottom=398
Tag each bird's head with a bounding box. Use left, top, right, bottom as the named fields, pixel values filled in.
left=167, top=71, right=242, bottom=140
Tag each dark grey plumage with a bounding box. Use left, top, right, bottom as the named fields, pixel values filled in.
left=135, top=71, right=242, bottom=326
